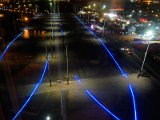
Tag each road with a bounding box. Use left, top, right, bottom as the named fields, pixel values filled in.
left=0, top=3, right=160, bottom=120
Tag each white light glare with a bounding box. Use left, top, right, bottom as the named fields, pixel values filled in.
left=146, top=30, right=153, bottom=36
left=103, top=5, right=106, bottom=9
left=46, top=115, right=51, bottom=120
left=104, top=13, right=117, bottom=18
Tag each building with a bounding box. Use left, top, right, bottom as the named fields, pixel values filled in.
left=131, top=0, right=160, bottom=4
left=0, top=0, right=10, bottom=2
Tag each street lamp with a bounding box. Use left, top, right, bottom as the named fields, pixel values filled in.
left=93, top=13, right=96, bottom=25
left=146, top=30, right=153, bottom=37
left=102, top=5, right=106, bottom=9
left=102, top=20, right=105, bottom=37
left=66, top=45, right=69, bottom=84
left=88, top=5, right=91, bottom=9
left=138, top=30, right=153, bottom=78
left=87, top=11, right=91, bottom=24
left=23, top=17, right=29, bottom=22
left=46, top=115, right=51, bottom=120
left=93, top=3, right=96, bottom=7
left=0, top=3, right=3, bottom=7
left=46, top=47, right=52, bottom=86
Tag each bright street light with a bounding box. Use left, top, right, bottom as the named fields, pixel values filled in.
left=23, top=17, right=29, bottom=22
left=46, top=115, right=51, bottom=120
left=138, top=30, right=153, bottom=78
left=103, top=5, right=106, bottom=9
left=0, top=3, right=3, bottom=6
left=146, top=30, right=153, bottom=36
left=144, top=30, right=154, bottom=39
left=93, top=3, right=96, bottom=7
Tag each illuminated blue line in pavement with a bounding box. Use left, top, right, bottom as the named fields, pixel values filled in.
left=12, top=61, right=48, bottom=120
left=75, top=16, right=137, bottom=120
left=86, top=90, right=120, bottom=120
left=129, top=85, right=137, bottom=120
left=74, top=16, right=126, bottom=77
left=0, top=32, right=23, bottom=61
left=74, top=75, right=82, bottom=83
left=74, top=75, right=121, bottom=120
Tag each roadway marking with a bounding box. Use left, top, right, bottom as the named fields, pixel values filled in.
left=0, top=32, right=23, bottom=61
left=12, top=61, right=48, bottom=120
left=75, top=16, right=138, bottom=120
left=74, top=75, right=121, bottom=120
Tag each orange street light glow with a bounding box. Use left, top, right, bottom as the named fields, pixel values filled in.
left=24, top=17, right=29, bottom=22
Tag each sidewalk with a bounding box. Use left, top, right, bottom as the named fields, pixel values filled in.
left=17, top=73, right=154, bottom=98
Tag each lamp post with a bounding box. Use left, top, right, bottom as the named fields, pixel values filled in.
left=94, top=13, right=96, bottom=25
left=88, top=5, right=91, bottom=9
left=93, top=3, right=96, bottom=26
left=87, top=12, right=90, bottom=25
left=138, top=30, right=153, bottom=78
left=46, top=47, right=52, bottom=86
left=66, top=45, right=69, bottom=84
left=102, top=5, right=106, bottom=9
left=102, top=20, right=105, bottom=37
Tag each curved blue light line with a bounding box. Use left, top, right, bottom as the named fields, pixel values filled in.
left=0, top=32, right=23, bottom=61
left=86, top=90, right=120, bottom=120
left=75, top=16, right=137, bottom=120
left=74, top=16, right=126, bottom=77
left=12, top=61, right=48, bottom=120
left=74, top=75, right=82, bottom=83
left=74, top=75, right=120, bottom=120
left=129, top=85, right=137, bottom=120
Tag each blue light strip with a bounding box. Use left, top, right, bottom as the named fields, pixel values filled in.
left=12, top=61, right=48, bottom=120
left=129, top=85, right=137, bottom=120
left=74, top=16, right=126, bottom=76
left=75, top=16, right=137, bottom=120
left=0, top=32, right=23, bottom=61
left=74, top=75, right=121, bottom=120
left=86, top=90, right=120, bottom=120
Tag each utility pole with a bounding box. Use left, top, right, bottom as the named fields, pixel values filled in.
left=102, top=20, right=105, bottom=37
left=88, top=12, right=90, bottom=25
left=66, top=45, right=69, bottom=85
left=46, top=47, right=51, bottom=86
left=94, top=13, right=96, bottom=26
left=138, top=41, right=150, bottom=78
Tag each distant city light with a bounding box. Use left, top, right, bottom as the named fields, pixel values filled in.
left=0, top=14, right=4, bottom=17
left=0, top=3, right=3, bottom=6
left=126, top=21, right=130, bottom=24
left=91, top=24, right=94, bottom=29
left=103, top=5, right=106, bottom=9
left=24, top=17, right=29, bottom=22
left=46, top=115, right=51, bottom=120
left=49, top=2, right=52, bottom=6
left=144, top=30, right=154, bottom=40
left=146, top=30, right=153, bottom=37
left=104, top=13, right=117, bottom=18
